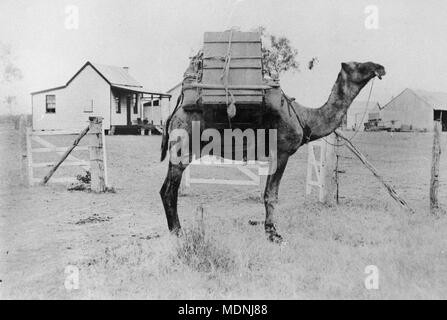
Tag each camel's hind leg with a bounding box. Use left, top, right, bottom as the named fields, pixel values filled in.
left=263, top=152, right=289, bottom=243
left=160, top=162, right=188, bottom=235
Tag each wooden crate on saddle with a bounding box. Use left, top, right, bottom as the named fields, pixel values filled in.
left=201, top=31, right=265, bottom=105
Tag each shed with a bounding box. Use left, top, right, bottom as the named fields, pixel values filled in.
left=381, top=88, right=447, bottom=131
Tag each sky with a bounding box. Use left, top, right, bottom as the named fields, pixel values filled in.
left=1, top=0, right=447, bottom=114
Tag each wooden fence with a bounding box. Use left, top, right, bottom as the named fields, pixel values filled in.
left=306, top=133, right=337, bottom=203
left=306, top=131, right=415, bottom=213
left=26, top=129, right=90, bottom=185
left=182, top=155, right=269, bottom=197
left=23, top=117, right=108, bottom=192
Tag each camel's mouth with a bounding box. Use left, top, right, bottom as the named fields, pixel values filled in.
left=375, top=68, right=386, bottom=80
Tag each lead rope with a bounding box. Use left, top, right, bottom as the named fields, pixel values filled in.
left=324, top=77, right=375, bottom=147
left=282, top=77, right=375, bottom=147
left=221, top=30, right=236, bottom=128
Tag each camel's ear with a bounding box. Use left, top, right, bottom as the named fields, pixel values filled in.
left=341, top=62, right=350, bottom=72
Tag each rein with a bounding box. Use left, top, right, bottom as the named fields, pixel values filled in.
left=282, top=90, right=311, bottom=143
left=282, top=76, right=376, bottom=147
left=324, top=77, right=376, bottom=147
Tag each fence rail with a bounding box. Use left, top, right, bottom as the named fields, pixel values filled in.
left=182, top=155, right=270, bottom=197
left=25, top=127, right=91, bottom=186
left=23, top=117, right=108, bottom=192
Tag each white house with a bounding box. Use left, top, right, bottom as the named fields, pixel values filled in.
left=31, top=61, right=171, bottom=134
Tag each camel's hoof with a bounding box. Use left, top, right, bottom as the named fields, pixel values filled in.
left=170, top=227, right=183, bottom=237
left=267, top=232, right=283, bottom=244
left=265, top=223, right=283, bottom=244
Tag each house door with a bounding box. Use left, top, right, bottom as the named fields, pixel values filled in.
left=126, top=96, right=132, bottom=125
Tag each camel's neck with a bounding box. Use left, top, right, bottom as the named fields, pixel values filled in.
left=306, top=71, right=368, bottom=140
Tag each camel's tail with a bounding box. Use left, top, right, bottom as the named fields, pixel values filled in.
left=160, top=92, right=183, bottom=162
left=160, top=118, right=170, bottom=162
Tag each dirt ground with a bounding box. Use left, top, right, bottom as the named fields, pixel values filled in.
left=1, top=119, right=446, bottom=299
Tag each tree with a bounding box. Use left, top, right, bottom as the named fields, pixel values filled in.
left=3, top=95, right=17, bottom=115
left=0, top=43, right=23, bottom=83
left=253, top=26, right=299, bottom=79
left=253, top=26, right=318, bottom=79
left=0, top=42, right=23, bottom=114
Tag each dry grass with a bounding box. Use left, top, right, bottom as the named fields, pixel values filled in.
left=65, top=204, right=446, bottom=300
left=175, top=225, right=237, bottom=274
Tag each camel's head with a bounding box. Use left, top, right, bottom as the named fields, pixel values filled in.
left=341, top=61, right=386, bottom=84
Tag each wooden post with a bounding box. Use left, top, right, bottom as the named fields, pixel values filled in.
left=41, top=125, right=90, bottom=185
left=18, top=116, right=28, bottom=185
left=195, top=205, right=206, bottom=237
left=26, top=127, right=34, bottom=186
left=136, top=93, right=140, bottom=119
left=306, top=141, right=319, bottom=197
left=321, top=133, right=337, bottom=204
left=88, top=117, right=106, bottom=192
left=335, top=135, right=341, bottom=204
left=430, top=120, right=442, bottom=213
left=101, top=126, right=109, bottom=188
left=306, top=134, right=337, bottom=203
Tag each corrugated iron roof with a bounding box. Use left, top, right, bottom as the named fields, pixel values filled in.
left=92, top=62, right=142, bottom=88
left=111, top=84, right=171, bottom=97
left=412, top=89, right=447, bottom=111
left=31, top=61, right=151, bottom=95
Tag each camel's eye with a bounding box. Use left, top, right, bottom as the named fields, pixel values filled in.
left=358, top=65, right=368, bottom=75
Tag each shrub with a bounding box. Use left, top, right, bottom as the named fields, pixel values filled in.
left=175, top=223, right=236, bottom=274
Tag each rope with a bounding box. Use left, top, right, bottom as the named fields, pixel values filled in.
left=281, top=77, right=376, bottom=148
left=221, top=30, right=237, bottom=126
left=281, top=90, right=311, bottom=143
left=323, top=78, right=376, bottom=147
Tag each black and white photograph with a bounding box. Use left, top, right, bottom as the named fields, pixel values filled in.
left=0, top=0, right=446, bottom=302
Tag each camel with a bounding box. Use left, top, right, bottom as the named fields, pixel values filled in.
left=160, top=61, right=386, bottom=242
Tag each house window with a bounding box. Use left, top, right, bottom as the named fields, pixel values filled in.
left=46, top=95, right=56, bottom=113
left=84, top=100, right=93, bottom=113
left=145, top=100, right=159, bottom=107
left=115, top=94, right=121, bottom=113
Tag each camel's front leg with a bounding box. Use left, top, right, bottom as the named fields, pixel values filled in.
left=160, top=162, right=187, bottom=235
left=263, top=152, right=289, bottom=243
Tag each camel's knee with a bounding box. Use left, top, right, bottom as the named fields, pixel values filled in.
left=263, top=191, right=278, bottom=207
